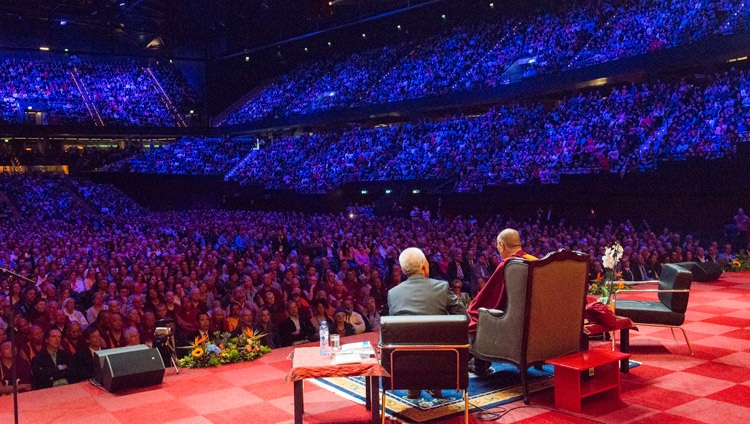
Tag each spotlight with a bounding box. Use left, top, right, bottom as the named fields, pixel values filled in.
left=64, top=48, right=69, bottom=52
left=397, top=25, right=401, bottom=30
left=304, top=47, right=308, bottom=52
left=60, top=19, right=67, bottom=26
left=362, top=33, right=366, bottom=38
left=39, top=46, right=50, bottom=51
left=361, top=190, right=368, bottom=194
left=441, top=14, right=446, bottom=19
left=119, top=2, right=126, bottom=7
left=189, top=110, right=194, bottom=115
left=490, top=3, right=494, bottom=7
left=412, top=189, right=420, bottom=194
left=327, top=41, right=332, bottom=46
left=245, top=56, right=250, bottom=62
left=385, top=189, right=392, bottom=194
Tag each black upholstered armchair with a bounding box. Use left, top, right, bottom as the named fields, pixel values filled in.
left=614, top=263, right=694, bottom=354
left=379, top=315, right=470, bottom=424
left=471, top=249, right=589, bottom=404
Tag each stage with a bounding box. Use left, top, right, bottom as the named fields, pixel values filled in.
left=0, top=334, right=381, bottom=424
left=3, top=271, right=750, bottom=423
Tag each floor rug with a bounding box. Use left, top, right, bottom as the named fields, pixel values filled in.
left=312, top=360, right=640, bottom=423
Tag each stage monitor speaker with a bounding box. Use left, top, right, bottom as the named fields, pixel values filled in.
left=96, top=345, right=165, bottom=392
left=676, top=261, right=723, bottom=282
left=93, top=345, right=149, bottom=385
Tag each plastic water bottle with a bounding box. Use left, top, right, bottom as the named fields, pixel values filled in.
left=319, top=321, right=330, bottom=356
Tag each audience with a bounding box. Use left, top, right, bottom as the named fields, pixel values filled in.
left=222, top=0, right=747, bottom=124
left=0, top=53, right=197, bottom=127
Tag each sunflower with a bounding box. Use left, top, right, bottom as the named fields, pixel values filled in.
left=192, top=347, right=204, bottom=358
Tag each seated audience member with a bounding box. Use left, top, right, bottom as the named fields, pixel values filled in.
left=183, top=312, right=212, bottom=346
left=209, top=306, right=230, bottom=333
left=140, top=312, right=157, bottom=347
left=231, top=308, right=255, bottom=337
left=33, top=300, right=57, bottom=333
left=73, top=327, right=103, bottom=383
left=62, top=297, right=88, bottom=327
left=360, top=296, right=381, bottom=332
left=226, top=302, right=242, bottom=332
left=341, top=297, right=366, bottom=334
left=330, top=308, right=355, bottom=337
left=31, top=328, right=75, bottom=389
left=0, top=340, right=32, bottom=394
left=254, top=307, right=279, bottom=349
left=279, top=300, right=316, bottom=347
left=20, top=325, right=45, bottom=363
left=104, top=312, right=126, bottom=349
left=123, top=327, right=141, bottom=346
left=86, top=292, right=107, bottom=325
left=309, top=298, right=333, bottom=332
left=91, top=310, right=111, bottom=348
left=60, top=321, right=83, bottom=356
left=451, top=280, right=472, bottom=308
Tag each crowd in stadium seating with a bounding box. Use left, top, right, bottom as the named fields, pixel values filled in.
left=74, top=179, right=145, bottom=216
left=222, top=0, right=746, bottom=124
left=0, top=173, right=744, bottom=390
left=0, top=54, right=196, bottom=127
left=222, top=67, right=746, bottom=192
left=103, top=137, right=254, bottom=175
left=0, top=57, right=88, bottom=125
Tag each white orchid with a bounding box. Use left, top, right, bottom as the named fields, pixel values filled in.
left=602, top=243, right=623, bottom=270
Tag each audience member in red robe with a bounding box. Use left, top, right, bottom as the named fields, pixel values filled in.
left=467, top=229, right=536, bottom=376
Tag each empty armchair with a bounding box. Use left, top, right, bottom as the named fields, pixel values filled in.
left=614, top=263, right=694, bottom=354
left=471, top=249, right=589, bottom=404
left=379, top=315, right=470, bottom=424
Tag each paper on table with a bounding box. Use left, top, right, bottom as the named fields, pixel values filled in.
left=332, top=353, right=363, bottom=365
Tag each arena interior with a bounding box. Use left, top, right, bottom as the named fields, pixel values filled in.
left=2, top=0, right=750, bottom=423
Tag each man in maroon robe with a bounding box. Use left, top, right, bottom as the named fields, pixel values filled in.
left=467, top=229, right=536, bottom=375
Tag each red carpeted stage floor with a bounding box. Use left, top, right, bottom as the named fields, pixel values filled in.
left=3, top=272, right=750, bottom=423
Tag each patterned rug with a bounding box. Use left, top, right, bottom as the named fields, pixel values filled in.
left=312, top=360, right=638, bottom=423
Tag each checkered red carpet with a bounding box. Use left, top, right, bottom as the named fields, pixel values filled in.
left=2, top=271, right=750, bottom=423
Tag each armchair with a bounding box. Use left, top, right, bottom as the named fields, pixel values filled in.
left=471, top=249, right=589, bottom=404
left=614, top=263, right=693, bottom=355
left=379, top=315, right=469, bottom=424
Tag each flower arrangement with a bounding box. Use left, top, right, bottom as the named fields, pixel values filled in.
left=725, top=250, right=750, bottom=272
left=589, top=242, right=624, bottom=305
left=177, top=329, right=271, bottom=369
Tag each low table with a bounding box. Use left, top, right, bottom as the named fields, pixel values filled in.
left=584, top=316, right=637, bottom=373
left=286, top=346, right=389, bottom=424
left=546, top=349, right=631, bottom=413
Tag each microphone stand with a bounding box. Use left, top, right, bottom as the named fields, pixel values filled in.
left=1, top=267, right=34, bottom=424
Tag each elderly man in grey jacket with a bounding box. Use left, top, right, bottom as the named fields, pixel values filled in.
left=387, top=247, right=467, bottom=399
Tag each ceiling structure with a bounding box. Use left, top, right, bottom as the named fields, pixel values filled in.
left=0, top=0, right=447, bottom=58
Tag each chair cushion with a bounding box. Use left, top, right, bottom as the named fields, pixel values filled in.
left=584, top=301, right=618, bottom=330
left=615, top=299, right=686, bottom=326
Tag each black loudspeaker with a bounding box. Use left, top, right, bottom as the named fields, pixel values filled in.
left=95, top=345, right=165, bottom=392
left=676, top=261, right=723, bottom=282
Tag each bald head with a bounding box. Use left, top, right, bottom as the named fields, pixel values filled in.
left=497, top=229, right=522, bottom=258
left=399, top=247, right=428, bottom=277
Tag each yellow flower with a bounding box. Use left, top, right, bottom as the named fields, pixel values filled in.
left=733, top=260, right=741, bottom=268
left=192, top=347, right=204, bottom=358
left=617, top=283, right=625, bottom=290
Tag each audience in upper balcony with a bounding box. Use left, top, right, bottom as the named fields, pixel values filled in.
left=0, top=54, right=196, bottom=127
left=222, top=0, right=746, bottom=124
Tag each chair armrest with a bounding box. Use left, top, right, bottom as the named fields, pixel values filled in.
left=619, top=280, right=659, bottom=286
left=613, top=289, right=689, bottom=300
left=479, top=307, right=505, bottom=317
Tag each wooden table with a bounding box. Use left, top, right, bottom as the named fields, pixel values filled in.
left=286, top=344, right=388, bottom=424
left=546, top=349, right=631, bottom=413
left=584, top=316, right=637, bottom=373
